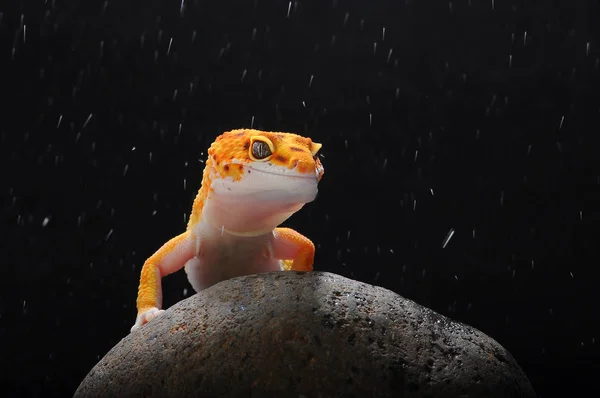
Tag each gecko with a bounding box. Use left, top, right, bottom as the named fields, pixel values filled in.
left=131, top=129, right=324, bottom=332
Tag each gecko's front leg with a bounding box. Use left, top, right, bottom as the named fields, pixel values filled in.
left=272, top=227, right=315, bottom=271
left=131, top=231, right=197, bottom=332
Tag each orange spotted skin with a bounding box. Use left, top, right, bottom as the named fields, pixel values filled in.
left=131, top=129, right=324, bottom=332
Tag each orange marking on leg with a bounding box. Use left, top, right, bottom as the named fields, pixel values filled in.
left=272, top=227, right=315, bottom=271
left=136, top=262, right=162, bottom=312
left=134, top=232, right=195, bottom=314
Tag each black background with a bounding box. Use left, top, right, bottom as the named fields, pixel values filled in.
left=1, top=0, right=599, bottom=397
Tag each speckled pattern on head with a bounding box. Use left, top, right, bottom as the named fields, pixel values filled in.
left=186, top=129, right=324, bottom=229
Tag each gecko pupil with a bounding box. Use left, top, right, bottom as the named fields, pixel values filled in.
left=252, top=140, right=272, bottom=159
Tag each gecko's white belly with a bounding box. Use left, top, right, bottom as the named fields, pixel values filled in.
left=184, top=220, right=283, bottom=292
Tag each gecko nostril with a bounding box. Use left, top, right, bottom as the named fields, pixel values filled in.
left=292, top=159, right=299, bottom=168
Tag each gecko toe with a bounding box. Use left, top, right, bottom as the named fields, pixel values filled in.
left=130, top=308, right=166, bottom=333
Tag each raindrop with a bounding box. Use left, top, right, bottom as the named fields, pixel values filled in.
left=442, top=228, right=455, bottom=248
left=83, top=113, right=92, bottom=129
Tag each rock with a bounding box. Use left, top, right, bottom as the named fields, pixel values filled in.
left=75, top=271, right=535, bottom=397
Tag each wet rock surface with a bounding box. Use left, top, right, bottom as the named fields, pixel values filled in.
left=75, top=271, right=535, bottom=397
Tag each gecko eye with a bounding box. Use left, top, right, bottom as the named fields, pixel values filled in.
left=249, top=137, right=274, bottom=161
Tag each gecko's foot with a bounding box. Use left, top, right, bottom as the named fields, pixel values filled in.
left=130, top=307, right=166, bottom=333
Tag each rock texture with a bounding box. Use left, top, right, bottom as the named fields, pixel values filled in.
left=75, top=271, right=535, bottom=397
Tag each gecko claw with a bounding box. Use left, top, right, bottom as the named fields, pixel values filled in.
left=130, top=307, right=166, bottom=333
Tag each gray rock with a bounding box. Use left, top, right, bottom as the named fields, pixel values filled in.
left=75, top=271, right=535, bottom=397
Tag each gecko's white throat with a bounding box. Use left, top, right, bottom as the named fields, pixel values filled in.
left=203, top=165, right=319, bottom=236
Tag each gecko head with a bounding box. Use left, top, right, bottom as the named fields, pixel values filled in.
left=202, top=129, right=324, bottom=235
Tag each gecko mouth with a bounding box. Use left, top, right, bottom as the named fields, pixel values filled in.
left=248, top=165, right=318, bottom=180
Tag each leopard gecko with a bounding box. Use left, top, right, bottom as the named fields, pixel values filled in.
left=131, top=129, right=324, bottom=332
